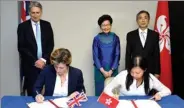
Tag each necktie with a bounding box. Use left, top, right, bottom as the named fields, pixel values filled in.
left=141, top=32, right=146, bottom=46
left=35, top=23, right=42, bottom=59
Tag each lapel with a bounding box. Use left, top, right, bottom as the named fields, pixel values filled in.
left=28, top=20, right=37, bottom=48
left=68, top=66, right=72, bottom=95
left=136, top=29, right=144, bottom=49
left=28, top=20, right=44, bottom=49
left=50, top=65, right=57, bottom=95
left=136, top=29, right=151, bottom=50
left=51, top=66, right=73, bottom=96
left=144, top=29, right=152, bottom=50
left=40, top=20, right=45, bottom=46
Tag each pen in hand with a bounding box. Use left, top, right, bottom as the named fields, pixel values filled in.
left=149, top=93, right=162, bottom=101
left=36, top=91, right=39, bottom=95
left=149, top=96, right=155, bottom=100
left=35, top=91, right=44, bottom=103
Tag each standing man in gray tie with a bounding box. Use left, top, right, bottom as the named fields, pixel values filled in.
left=125, top=10, right=160, bottom=78
left=17, top=1, right=54, bottom=96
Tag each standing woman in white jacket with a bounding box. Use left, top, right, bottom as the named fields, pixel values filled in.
left=104, top=56, right=171, bottom=101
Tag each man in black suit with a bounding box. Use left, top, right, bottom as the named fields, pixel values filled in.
left=125, top=10, right=160, bottom=78
left=17, top=1, right=54, bottom=96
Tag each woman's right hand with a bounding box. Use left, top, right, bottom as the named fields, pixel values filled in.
left=104, top=72, right=110, bottom=78
left=102, top=71, right=109, bottom=78
left=35, top=94, right=45, bottom=103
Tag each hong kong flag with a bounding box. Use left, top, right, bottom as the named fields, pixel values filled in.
left=97, top=92, right=119, bottom=108
left=154, top=1, right=173, bottom=91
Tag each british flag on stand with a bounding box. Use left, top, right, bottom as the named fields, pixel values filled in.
left=67, top=92, right=88, bottom=108
left=20, top=0, right=31, bottom=96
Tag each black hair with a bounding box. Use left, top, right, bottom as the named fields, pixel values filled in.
left=136, top=10, right=150, bottom=21
left=126, top=56, right=150, bottom=95
left=98, top=14, right=113, bottom=27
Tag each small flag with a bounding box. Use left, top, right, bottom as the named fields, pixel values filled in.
left=67, top=92, right=88, bottom=108
left=97, top=92, right=119, bottom=108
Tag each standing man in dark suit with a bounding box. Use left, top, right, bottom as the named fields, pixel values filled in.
left=125, top=10, right=160, bottom=78
left=17, top=1, right=54, bottom=96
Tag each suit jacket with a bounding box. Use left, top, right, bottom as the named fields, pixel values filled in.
left=125, top=29, right=160, bottom=75
left=33, top=65, right=86, bottom=97
left=17, top=19, right=54, bottom=88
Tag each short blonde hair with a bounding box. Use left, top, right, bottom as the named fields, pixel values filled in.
left=50, top=48, right=72, bottom=66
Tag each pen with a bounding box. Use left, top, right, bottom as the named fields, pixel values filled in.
left=36, top=90, right=39, bottom=95
left=149, top=96, right=155, bottom=100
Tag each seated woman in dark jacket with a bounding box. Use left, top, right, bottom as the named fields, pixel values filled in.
left=33, top=48, right=86, bottom=103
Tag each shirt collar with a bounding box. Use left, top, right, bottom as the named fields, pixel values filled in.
left=31, top=19, right=40, bottom=25
left=56, top=68, right=69, bottom=80
left=138, top=28, right=148, bottom=34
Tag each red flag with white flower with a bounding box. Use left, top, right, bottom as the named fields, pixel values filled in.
left=154, top=1, right=173, bottom=91
left=97, top=92, right=119, bottom=108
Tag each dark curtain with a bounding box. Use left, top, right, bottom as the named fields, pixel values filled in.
left=169, top=1, right=184, bottom=99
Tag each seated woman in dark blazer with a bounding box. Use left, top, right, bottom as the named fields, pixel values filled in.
left=33, top=48, right=86, bottom=103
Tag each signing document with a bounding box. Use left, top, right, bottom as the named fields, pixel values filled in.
left=116, top=99, right=161, bottom=108
left=27, top=97, right=69, bottom=108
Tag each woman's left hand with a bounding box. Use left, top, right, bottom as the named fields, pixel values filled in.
left=150, top=92, right=162, bottom=101
left=69, top=91, right=79, bottom=98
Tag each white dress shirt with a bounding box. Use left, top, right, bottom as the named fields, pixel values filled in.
left=53, top=73, right=68, bottom=96
left=31, top=20, right=40, bottom=38
left=138, top=28, right=148, bottom=47
left=104, top=70, right=171, bottom=97
left=31, top=20, right=46, bottom=63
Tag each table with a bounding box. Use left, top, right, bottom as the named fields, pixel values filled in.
left=1, top=95, right=184, bottom=108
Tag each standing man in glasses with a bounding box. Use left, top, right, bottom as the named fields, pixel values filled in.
left=125, top=10, right=160, bottom=78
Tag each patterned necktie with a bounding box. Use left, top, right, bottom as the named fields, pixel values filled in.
left=35, top=23, right=42, bottom=59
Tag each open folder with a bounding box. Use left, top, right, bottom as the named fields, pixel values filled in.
left=27, top=97, right=69, bottom=108
left=116, top=99, right=161, bottom=108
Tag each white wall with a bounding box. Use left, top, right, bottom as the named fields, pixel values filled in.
left=0, top=1, right=20, bottom=98
left=0, top=1, right=157, bottom=98
left=39, top=1, right=157, bottom=96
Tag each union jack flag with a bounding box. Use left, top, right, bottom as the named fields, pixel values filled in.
left=20, top=1, right=31, bottom=96
left=21, top=1, right=31, bottom=22
left=67, top=92, right=88, bottom=108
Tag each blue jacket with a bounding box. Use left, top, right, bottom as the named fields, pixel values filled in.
left=33, top=65, right=85, bottom=97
